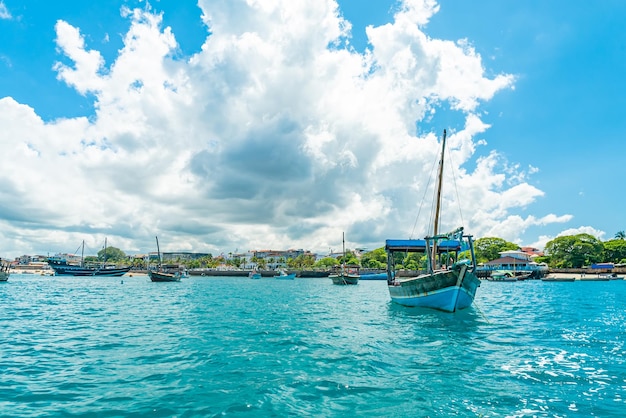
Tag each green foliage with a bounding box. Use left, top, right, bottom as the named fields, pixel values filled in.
left=360, top=247, right=387, bottom=268
left=615, top=231, right=626, bottom=240
left=544, top=234, right=603, bottom=268
left=288, top=254, right=315, bottom=268
left=603, top=239, right=626, bottom=263
left=340, top=250, right=360, bottom=267
left=473, top=237, right=519, bottom=264
left=97, top=246, right=126, bottom=262
left=315, top=257, right=339, bottom=268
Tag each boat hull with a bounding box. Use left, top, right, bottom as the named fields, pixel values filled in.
left=388, top=268, right=480, bottom=312
left=149, top=271, right=181, bottom=282
left=330, top=274, right=359, bottom=285
left=274, top=273, right=296, bottom=280
left=0, top=272, right=8, bottom=282
left=359, top=272, right=388, bottom=280
left=50, top=265, right=131, bottom=277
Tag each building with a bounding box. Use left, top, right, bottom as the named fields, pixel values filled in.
left=479, top=250, right=548, bottom=275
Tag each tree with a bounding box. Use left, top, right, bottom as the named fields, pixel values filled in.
left=97, top=246, right=126, bottom=263
left=603, top=239, right=626, bottom=263
left=473, top=237, right=519, bottom=264
left=360, top=247, right=387, bottom=268
left=315, top=257, right=339, bottom=268
left=615, top=231, right=626, bottom=240
left=544, top=234, right=603, bottom=268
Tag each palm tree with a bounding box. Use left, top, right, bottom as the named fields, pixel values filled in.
left=615, top=231, right=626, bottom=240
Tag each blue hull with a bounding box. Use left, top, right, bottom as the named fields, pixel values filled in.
left=359, top=272, right=387, bottom=280
left=388, top=269, right=480, bottom=312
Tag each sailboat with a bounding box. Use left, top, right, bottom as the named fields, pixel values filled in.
left=148, top=236, right=181, bottom=282
left=385, top=130, right=480, bottom=312
left=0, top=259, right=10, bottom=282
left=329, top=232, right=360, bottom=285
left=47, top=239, right=131, bottom=277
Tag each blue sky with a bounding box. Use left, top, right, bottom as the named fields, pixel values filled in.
left=0, top=0, right=624, bottom=258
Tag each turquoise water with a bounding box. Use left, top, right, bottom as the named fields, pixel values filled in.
left=1, top=275, right=625, bottom=417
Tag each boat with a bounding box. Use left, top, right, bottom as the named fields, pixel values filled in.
left=47, top=239, right=131, bottom=277
left=274, top=269, right=296, bottom=280
left=385, top=129, right=481, bottom=312
left=359, top=272, right=390, bottom=280
left=0, top=259, right=10, bottom=282
left=541, top=274, right=575, bottom=282
left=487, top=270, right=518, bottom=282
left=329, top=232, right=360, bottom=285
left=249, top=270, right=262, bottom=279
left=148, top=236, right=181, bottom=282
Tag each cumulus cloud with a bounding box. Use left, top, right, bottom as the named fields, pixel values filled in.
left=529, top=226, right=606, bottom=250
left=0, top=0, right=570, bottom=257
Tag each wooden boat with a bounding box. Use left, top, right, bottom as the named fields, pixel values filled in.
left=541, top=274, right=575, bottom=282
left=148, top=236, right=181, bottom=282
left=274, top=269, right=296, bottom=280
left=359, top=272, right=389, bottom=280
left=329, top=232, right=359, bottom=285
left=487, top=270, right=518, bottom=282
left=385, top=130, right=480, bottom=312
left=47, top=239, right=131, bottom=277
left=0, top=259, right=10, bottom=282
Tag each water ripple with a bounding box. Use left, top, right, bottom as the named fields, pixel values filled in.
left=1, top=276, right=626, bottom=416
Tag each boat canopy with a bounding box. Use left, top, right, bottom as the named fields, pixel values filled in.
left=385, top=239, right=461, bottom=253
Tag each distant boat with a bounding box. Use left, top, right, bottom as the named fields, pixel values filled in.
left=0, top=259, right=10, bottom=282
left=541, top=274, right=575, bottom=282
left=249, top=270, right=262, bottom=279
left=274, top=269, right=296, bottom=280
left=148, top=236, right=181, bottom=282
left=487, top=270, right=518, bottom=282
left=385, top=130, right=480, bottom=312
left=359, top=272, right=390, bottom=281
left=47, top=239, right=131, bottom=277
left=329, top=232, right=359, bottom=285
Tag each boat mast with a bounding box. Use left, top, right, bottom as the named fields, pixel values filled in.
left=155, top=236, right=162, bottom=271
left=341, top=232, right=346, bottom=275
left=81, top=240, right=85, bottom=268
left=432, top=129, right=447, bottom=268
left=103, top=237, right=107, bottom=268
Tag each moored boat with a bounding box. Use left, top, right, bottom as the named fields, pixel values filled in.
left=249, top=270, right=262, bottom=279
left=385, top=130, right=480, bottom=312
left=487, top=270, right=518, bottom=282
left=274, top=269, right=296, bottom=280
left=359, top=272, right=389, bottom=280
left=47, top=239, right=131, bottom=277
left=148, top=236, right=181, bottom=282
left=0, top=259, right=10, bottom=282
left=329, top=232, right=359, bottom=285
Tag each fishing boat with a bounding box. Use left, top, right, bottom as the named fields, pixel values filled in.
left=148, top=236, right=181, bottom=282
left=329, top=232, right=359, bottom=285
left=487, top=270, right=518, bottom=282
left=386, top=130, right=480, bottom=312
left=359, top=272, right=389, bottom=280
left=0, top=259, right=10, bottom=282
left=274, top=269, right=296, bottom=280
left=47, top=239, right=131, bottom=277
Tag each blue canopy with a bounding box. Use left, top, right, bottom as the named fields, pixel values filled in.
left=385, top=239, right=461, bottom=253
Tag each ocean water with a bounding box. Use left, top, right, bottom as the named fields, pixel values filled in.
left=1, top=275, right=625, bottom=417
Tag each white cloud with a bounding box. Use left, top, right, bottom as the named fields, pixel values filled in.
left=0, top=1, right=570, bottom=258
left=0, top=1, right=11, bottom=19
left=528, top=226, right=606, bottom=250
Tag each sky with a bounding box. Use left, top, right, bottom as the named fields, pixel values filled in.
left=0, top=0, right=625, bottom=259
